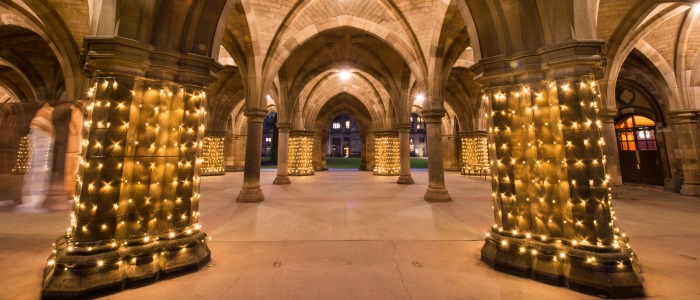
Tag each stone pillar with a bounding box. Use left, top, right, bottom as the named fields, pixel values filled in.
left=233, top=131, right=246, bottom=171
left=236, top=109, right=267, bottom=203
left=42, top=42, right=215, bottom=297
left=373, top=131, right=400, bottom=176
left=479, top=77, right=642, bottom=298
left=289, top=130, right=314, bottom=176
left=669, top=111, right=700, bottom=196
left=201, top=131, right=225, bottom=176
left=460, top=131, right=489, bottom=175
left=273, top=124, right=291, bottom=184
left=598, top=111, right=628, bottom=198
left=64, top=104, right=84, bottom=196
left=320, top=137, right=328, bottom=171
left=396, top=124, right=414, bottom=184
left=224, top=133, right=237, bottom=172
left=443, top=134, right=460, bottom=171
left=422, top=110, right=452, bottom=202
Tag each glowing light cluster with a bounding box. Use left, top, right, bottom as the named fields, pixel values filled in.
left=374, top=133, right=400, bottom=175
left=201, top=133, right=225, bottom=176
left=482, top=77, right=633, bottom=261
left=461, top=133, right=489, bottom=176
left=289, top=131, right=314, bottom=176
left=11, top=136, right=30, bottom=174
left=43, top=76, right=210, bottom=278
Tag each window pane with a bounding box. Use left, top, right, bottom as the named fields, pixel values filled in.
left=638, top=140, right=647, bottom=151
left=628, top=141, right=636, bottom=151
left=620, top=142, right=628, bottom=151
left=633, top=116, right=655, bottom=126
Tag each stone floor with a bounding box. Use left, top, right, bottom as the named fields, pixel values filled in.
left=1, top=170, right=700, bottom=299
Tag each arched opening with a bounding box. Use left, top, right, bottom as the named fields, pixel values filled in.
left=615, top=114, right=665, bottom=186
left=325, top=112, right=362, bottom=169
left=261, top=112, right=278, bottom=167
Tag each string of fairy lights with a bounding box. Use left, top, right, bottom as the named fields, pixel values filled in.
left=482, top=76, right=634, bottom=266
left=45, top=76, right=210, bottom=273
left=461, top=133, right=489, bottom=176
left=374, top=133, right=400, bottom=175
left=289, top=131, right=314, bottom=176
left=201, top=132, right=225, bottom=176
left=11, top=136, right=30, bottom=174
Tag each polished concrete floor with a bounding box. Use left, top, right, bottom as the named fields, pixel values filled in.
left=1, top=170, right=700, bottom=299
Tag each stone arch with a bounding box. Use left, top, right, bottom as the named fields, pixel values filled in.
left=0, top=0, right=87, bottom=101
left=312, top=93, right=375, bottom=171
left=602, top=2, right=691, bottom=111
left=303, top=79, right=387, bottom=131
left=263, top=19, right=426, bottom=99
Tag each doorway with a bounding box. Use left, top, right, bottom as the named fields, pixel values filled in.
left=615, top=115, right=664, bottom=186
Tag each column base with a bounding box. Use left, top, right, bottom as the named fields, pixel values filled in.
left=225, top=166, right=244, bottom=172
left=610, top=185, right=630, bottom=199
left=423, top=186, right=451, bottom=202
left=273, top=176, right=292, bottom=185
left=680, top=182, right=700, bottom=196
left=42, top=231, right=210, bottom=299
left=236, top=187, right=265, bottom=203
left=396, top=175, right=414, bottom=184
left=481, top=230, right=644, bottom=298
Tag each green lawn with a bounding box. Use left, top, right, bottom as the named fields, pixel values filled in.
left=259, top=156, right=429, bottom=169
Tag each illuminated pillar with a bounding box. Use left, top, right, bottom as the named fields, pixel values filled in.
left=460, top=131, right=489, bottom=176
left=480, top=77, right=643, bottom=297
left=42, top=75, right=212, bottom=297
left=423, top=109, right=452, bottom=202
left=201, top=131, right=225, bottom=176
left=224, top=133, right=237, bottom=172
left=289, top=131, right=314, bottom=176
left=236, top=109, right=267, bottom=203
left=373, top=131, right=400, bottom=176
left=273, top=124, right=292, bottom=184
left=396, top=124, right=414, bottom=184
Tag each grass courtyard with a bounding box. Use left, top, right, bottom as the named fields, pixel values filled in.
left=261, top=157, right=430, bottom=169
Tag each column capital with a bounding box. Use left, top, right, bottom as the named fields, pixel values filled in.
left=458, top=130, right=487, bottom=138
left=421, top=109, right=445, bottom=123
left=276, top=123, right=292, bottom=132
left=395, top=123, right=412, bottom=132
left=245, top=108, right=269, bottom=121
left=82, top=36, right=222, bottom=87
left=668, top=110, right=700, bottom=124
left=597, top=109, right=618, bottom=122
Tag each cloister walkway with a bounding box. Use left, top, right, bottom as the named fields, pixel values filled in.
left=1, top=170, right=699, bottom=299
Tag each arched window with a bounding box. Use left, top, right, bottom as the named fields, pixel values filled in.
left=615, top=115, right=657, bottom=151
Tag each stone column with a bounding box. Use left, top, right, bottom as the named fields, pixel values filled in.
left=373, top=131, right=400, bottom=176
left=236, top=109, right=267, bottom=203
left=233, top=131, right=246, bottom=171
left=479, top=76, right=643, bottom=298
left=443, top=134, right=460, bottom=171
left=396, top=124, right=414, bottom=184
left=669, top=111, right=700, bottom=196
left=201, top=131, right=225, bottom=176
left=459, top=131, right=489, bottom=175
left=598, top=111, right=628, bottom=198
left=42, top=40, right=215, bottom=297
left=319, top=136, right=328, bottom=171
left=422, top=109, right=452, bottom=202
left=288, top=130, right=315, bottom=176
left=224, top=133, right=237, bottom=172
left=273, top=124, right=291, bottom=184
left=64, top=103, right=84, bottom=196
